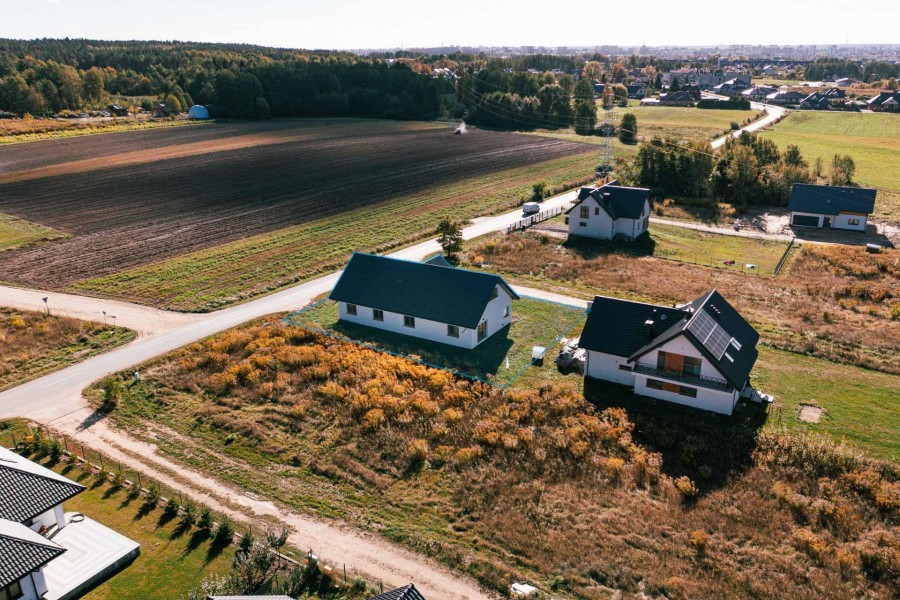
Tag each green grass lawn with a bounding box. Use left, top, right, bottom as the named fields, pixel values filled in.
left=649, top=223, right=791, bottom=274
left=290, top=297, right=586, bottom=386
left=68, top=152, right=597, bottom=312
left=753, top=347, right=899, bottom=462
left=0, top=448, right=236, bottom=599
left=761, top=112, right=900, bottom=219
left=0, top=213, right=68, bottom=251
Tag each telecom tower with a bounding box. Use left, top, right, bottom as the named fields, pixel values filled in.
left=595, top=104, right=617, bottom=184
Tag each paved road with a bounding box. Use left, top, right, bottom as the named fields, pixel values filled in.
left=708, top=95, right=788, bottom=150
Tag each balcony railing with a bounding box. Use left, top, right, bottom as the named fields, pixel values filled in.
left=632, top=362, right=731, bottom=391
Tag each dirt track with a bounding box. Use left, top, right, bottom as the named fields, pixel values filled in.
left=0, top=120, right=590, bottom=287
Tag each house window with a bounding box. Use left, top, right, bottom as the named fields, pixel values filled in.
left=490, top=287, right=498, bottom=301
left=646, top=379, right=664, bottom=390
left=503, top=305, right=510, bottom=318
left=618, top=364, right=633, bottom=371
left=683, top=356, right=702, bottom=376
left=346, top=303, right=357, bottom=316
left=477, top=321, right=488, bottom=342
left=679, top=386, right=697, bottom=398
left=848, top=218, right=860, bottom=226
left=656, top=351, right=667, bottom=371
left=403, top=315, right=415, bottom=328
left=594, top=207, right=600, bottom=216
left=447, top=324, right=460, bottom=338
left=580, top=206, right=590, bottom=219
left=579, top=221, right=587, bottom=227
left=1, top=582, right=23, bottom=600
left=373, top=309, right=384, bottom=321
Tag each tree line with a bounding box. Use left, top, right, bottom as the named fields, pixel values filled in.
left=622, top=133, right=857, bottom=210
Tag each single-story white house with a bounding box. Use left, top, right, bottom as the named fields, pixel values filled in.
left=578, top=290, right=759, bottom=415
left=0, top=446, right=139, bottom=600
left=566, top=181, right=651, bottom=241
left=787, top=184, right=877, bottom=232
left=330, top=253, right=519, bottom=350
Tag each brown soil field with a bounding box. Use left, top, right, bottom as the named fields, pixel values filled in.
left=0, top=119, right=592, bottom=287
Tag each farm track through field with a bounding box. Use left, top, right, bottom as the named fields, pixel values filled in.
left=0, top=120, right=593, bottom=289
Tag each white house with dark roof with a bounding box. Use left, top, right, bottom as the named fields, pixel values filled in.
left=788, top=184, right=877, bottom=231
left=566, top=181, right=651, bottom=241
left=330, top=253, right=519, bottom=350
left=579, top=290, right=759, bottom=415
left=0, top=447, right=139, bottom=600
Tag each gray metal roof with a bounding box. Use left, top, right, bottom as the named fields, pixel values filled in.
left=788, top=184, right=876, bottom=216
left=568, top=182, right=650, bottom=220
left=0, top=518, right=65, bottom=587
left=368, top=584, right=426, bottom=600
left=0, top=447, right=85, bottom=523
left=330, top=253, right=519, bottom=329
left=579, top=296, right=687, bottom=357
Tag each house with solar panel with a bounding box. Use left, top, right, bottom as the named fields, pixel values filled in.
left=788, top=184, right=877, bottom=232
left=578, top=290, right=760, bottom=415
left=330, top=253, right=518, bottom=349
left=566, top=181, right=651, bottom=241
left=366, top=583, right=426, bottom=600
left=0, top=446, right=139, bottom=600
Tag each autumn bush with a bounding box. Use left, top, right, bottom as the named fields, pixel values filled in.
left=461, top=233, right=900, bottom=374
left=106, top=322, right=899, bottom=599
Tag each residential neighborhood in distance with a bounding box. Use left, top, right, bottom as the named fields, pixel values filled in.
left=0, top=3, right=897, bottom=599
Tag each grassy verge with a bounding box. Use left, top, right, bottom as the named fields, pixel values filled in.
left=69, top=151, right=597, bottom=311
left=291, top=298, right=586, bottom=386
left=0, top=308, right=135, bottom=391
left=0, top=118, right=209, bottom=145
left=649, top=222, right=790, bottom=274
left=761, top=112, right=900, bottom=220
left=0, top=213, right=68, bottom=251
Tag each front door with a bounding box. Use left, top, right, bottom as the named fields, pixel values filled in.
left=664, top=352, right=684, bottom=373
left=823, top=217, right=832, bottom=228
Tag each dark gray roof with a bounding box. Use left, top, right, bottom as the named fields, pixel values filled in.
left=422, top=254, right=454, bottom=268
left=0, top=518, right=65, bottom=587
left=581, top=291, right=759, bottom=389
left=788, top=184, right=876, bottom=216
left=867, top=91, right=899, bottom=106
left=660, top=91, right=694, bottom=103
left=579, top=296, right=687, bottom=357
left=330, top=253, right=519, bottom=329
left=627, top=290, right=759, bottom=389
left=368, top=584, right=426, bottom=600
left=0, top=447, right=85, bottom=524
left=568, top=182, right=650, bottom=220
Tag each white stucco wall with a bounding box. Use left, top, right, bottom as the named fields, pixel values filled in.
left=833, top=213, right=867, bottom=231
left=633, top=374, right=739, bottom=415
left=585, top=350, right=636, bottom=385
left=791, top=211, right=867, bottom=231
left=637, top=335, right=729, bottom=382
left=568, top=198, right=650, bottom=241
left=337, top=285, right=513, bottom=350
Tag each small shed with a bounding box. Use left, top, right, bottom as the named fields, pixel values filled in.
left=188, top=105, right=210, bottom=120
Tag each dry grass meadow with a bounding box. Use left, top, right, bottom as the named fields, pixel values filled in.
left=94, top=321, right=899, bottom=599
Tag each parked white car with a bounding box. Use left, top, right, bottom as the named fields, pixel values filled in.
left=522, top=202, right=540, bottom=215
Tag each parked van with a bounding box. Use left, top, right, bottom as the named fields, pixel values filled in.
left=522, top=202, right=540, bottom=215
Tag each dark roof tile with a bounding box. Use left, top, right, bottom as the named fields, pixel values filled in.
left=0, top=519, right=65, bottom=587
left=788, top=184, right=876, bottom=216
left=367, top=584, right=426, bottom=600
left=0, top=448, right=85, bottom=524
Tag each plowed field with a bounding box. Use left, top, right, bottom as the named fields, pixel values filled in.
left=0, top=119, right=593, bottom=293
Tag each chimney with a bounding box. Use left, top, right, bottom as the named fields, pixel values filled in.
left=644, top=319, right=655, bottom=339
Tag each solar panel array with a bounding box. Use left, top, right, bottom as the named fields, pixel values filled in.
left=688, top=309, right=734, bottom=360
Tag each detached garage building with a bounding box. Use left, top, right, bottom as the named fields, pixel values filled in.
left=788, top=184, right=876, bottom=232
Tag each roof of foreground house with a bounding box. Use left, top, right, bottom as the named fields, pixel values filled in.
left=580, top=290, right=759, bottom=389
left=0, top=447, right=85, bottom=524
left=788, top=184, right=877, bottom=216
left=367, top=584, right=426, bottom=600
left=422, top=254, right=454, bottom=268
left=330, top=253, right=518, bottom=329
left=0, top=518, right=65, bottom=587
left=568, top=182, right=650, bottom=220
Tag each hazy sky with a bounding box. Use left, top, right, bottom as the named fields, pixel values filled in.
left=1, top=0, right=896, bottom=49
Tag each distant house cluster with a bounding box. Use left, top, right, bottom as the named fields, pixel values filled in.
left=663, top=68, right=752, bottom=90
left=868, top=91, right=900, bottom=112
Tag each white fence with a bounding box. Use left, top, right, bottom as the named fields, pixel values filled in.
left=506, top=205, right=564, bottom=233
